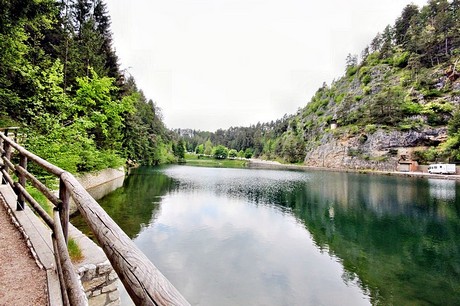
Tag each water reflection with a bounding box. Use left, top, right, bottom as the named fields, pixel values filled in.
left=428, top=178, right=456, bottom=201
left=74, top=166, right=460, bottom=306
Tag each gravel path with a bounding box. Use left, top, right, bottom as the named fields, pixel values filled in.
left=0, top=197, right=48, bottom=306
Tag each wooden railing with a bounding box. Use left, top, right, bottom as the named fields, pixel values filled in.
left=0, top=131, right=190, bottom=306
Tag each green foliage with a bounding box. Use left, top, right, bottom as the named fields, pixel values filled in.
left=281, top=133, right=305, bottom=163
left=172, top=140, right=186, bottom=160
left=26, top=124, right=124, bottom=174
left=346, top=66, right=359, bottom=77
left=204, top=140, right=213, bottom=155
left=228, top=149, right=238, bottom=158
left=421, top=89, right=443, bottom=98
left=244, top=148, right=254, bottom=159
left=334, top=93, right=345, bottom=103
left=184, top=154, right=248, bottom=168
left=368, top=85, right=405, bottom=125
left=392, top=51, right=410, bottom=68
left=359, top=66, right=372, bottom=85
left=348, top=125, right=360, bottom=135
left=413, top=147, right=439, bottom=164
left=347, top=148, right=361, bottom=157
left=361, top=74, right=372, bottom=85
left=364, top=124, right=377, bottom=134
left=26, top=186, right=53, bottom=216
left=442, top=109, right=460, bottom=161
left=68, top=238, right=84, bottom=262
left=212, top=145, right=229, bottom=159
left=195, top=144, right=204, bottom=154
left=362, top=86, right=372, bottom=95
left=73, top=70, right=134, bottom=149
left=0, top=0, right=182, bottom=174
left=401, top=100, right=423, bottom=115
left=365, top=52, right=381, bottom=66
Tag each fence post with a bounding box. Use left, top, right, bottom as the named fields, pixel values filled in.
left=59, top=177, right=70, bottom=242
left=2, top=140, right=11, bottom=185
left=16, top=155, right=27, bottom=211
left=0, top=135, right=3, bottom=185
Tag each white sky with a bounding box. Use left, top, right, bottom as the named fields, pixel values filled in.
left=107, top=0, right=428, bottom=131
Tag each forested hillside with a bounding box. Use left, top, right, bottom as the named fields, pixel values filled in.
left=181, top=0, right=460, bottom=169
left=0, top=0, right=180, bottom=173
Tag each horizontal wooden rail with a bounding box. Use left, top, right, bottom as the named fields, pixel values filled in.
left=14, top=183, right=54, bottom=228
left=0, top=131, right=86, bottom=305
left=0, top=132, right=64, bottom=177
left=16, top=165, right=61, bottom=206
left=0, top=131, right=190, bottom=305
left=61, top=172, right=190, bottom=306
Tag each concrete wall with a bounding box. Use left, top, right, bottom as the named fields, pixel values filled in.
left=76, top=167, right=125, bottom=191
left=69, top=167, right=125, bottom=215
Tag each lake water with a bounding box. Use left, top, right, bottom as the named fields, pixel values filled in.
left=72, top=165, right=460, bottom=305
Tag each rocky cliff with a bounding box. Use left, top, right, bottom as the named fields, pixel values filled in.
left=304, top=127, right=448, bottom=171
left=292, top=56, right=460, bottom=171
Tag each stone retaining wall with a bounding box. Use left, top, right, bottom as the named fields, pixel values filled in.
left=70, top=225, right=120, bottom=306
left=77, top=261, right=119, bottom=306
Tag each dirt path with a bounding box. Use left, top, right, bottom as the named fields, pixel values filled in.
left=0, top=197, right=48, bottom=306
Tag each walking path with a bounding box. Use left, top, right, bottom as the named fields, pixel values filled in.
left=0, top=193, right=48, bottom=305
left=0, top=184, right=63, bottom=306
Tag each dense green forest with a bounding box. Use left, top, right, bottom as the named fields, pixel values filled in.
left=180, top=0, right=460, bottom=165
left=0, top=0, right=181, bottom=173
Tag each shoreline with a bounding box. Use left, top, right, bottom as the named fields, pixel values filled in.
left=248, top=159, right=460, bottom=181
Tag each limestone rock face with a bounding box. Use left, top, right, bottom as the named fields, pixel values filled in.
left=304, top=127, right=447, bottom=171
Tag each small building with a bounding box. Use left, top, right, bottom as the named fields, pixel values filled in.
left=398, top=160, right=412, bottom=172
left=329, top=115, right=338, bottom=130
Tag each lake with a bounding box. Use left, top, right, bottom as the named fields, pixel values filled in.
left=72, top=165, right=460, bottom=305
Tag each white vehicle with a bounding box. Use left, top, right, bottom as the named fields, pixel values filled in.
left=428, top=164, right=456, bottom=174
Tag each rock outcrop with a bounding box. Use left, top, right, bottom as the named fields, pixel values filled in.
left=304, top=127, right=448, bottom=171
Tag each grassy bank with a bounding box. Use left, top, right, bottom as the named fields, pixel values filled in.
left=184, top=153, right=249, bottom=168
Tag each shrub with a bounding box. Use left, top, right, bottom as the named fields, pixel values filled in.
left=422, top=89, right=443, bottom=98
left=244, top=148, right=254, bottom=159
left=361, top=74, right=371, bottom=85
left=347, top=66, right=359, bottom=77
left=392, top=51, right=410, bottom=68
left=362, top=86, right=372, bottom=95
left=347, top=148, right=361, bottom=157
left=402, top=101, right=423, bottom=115
left=228, top=149, right=238, bottom=158
left=364, top=124, right=377, bottom=134
left=68, top=238, right=83, bottom=262
left=413, top=148, right=438, bottom=164
left=365, top=52, right=381, bottom=66
left=348, top=125, right=360, bottom=135
left=212, top=145, right=229, bottom=159
left=358, top=66, right=370, bottom=78
left=334, top=93, right=345, bottom=103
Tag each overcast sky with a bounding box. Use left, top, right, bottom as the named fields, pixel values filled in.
left=106, top=0, right=428, bottom=131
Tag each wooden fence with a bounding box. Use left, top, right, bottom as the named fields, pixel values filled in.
left=0, top=130, right=190, bottom=306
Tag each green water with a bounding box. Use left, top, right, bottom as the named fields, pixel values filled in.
left=72, top=165, right=460, bottom=305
